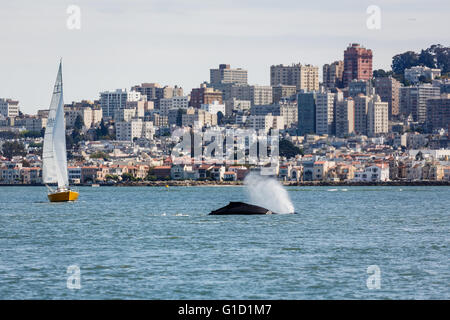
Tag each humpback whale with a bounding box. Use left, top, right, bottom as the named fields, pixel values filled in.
left=209, top=201, right=296, bottom=215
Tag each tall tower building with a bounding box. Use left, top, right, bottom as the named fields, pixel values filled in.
left=426, top=94, right=450, bottom=133
left=190, top=83, right=223, bottom=108
left=353, top=94, right=370, bottom=135
left=271, top=63, right=319, bottom=92
left=99, top=89, right=142, bottom=119
left=297, top=92, right=316, bottom=136
left=367, top=95, right=389, bottom=137
left=315, top=92, right=335, bottom=135
left=374, top=76, right=401, bottom=119
left=343, top=43, right=373, bottom=87
left=210, top=64, right=248, bottom=85
left=272, top=85, right=297, bottom=103
left=323, top=61, right=344, bottom=89
left=400, top=84, right=441, bottom=123
left=230, top=85, right=273, bottom=106
left=335, top=98, right=355, bottom=138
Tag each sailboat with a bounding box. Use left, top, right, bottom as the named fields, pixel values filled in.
left=42, top=61, right=79, bottom=202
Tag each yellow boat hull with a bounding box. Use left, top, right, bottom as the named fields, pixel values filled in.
left=48, top=190, right=79, bottom=202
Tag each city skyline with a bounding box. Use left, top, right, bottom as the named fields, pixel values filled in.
left=1, top=0, right=449, bottom=113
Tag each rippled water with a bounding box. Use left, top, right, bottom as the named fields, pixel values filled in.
left=0, top=186, right=449, bottom=299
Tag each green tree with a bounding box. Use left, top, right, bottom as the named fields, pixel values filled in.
left=1, top=141, right=26, bottom=159
left=105, top=174, right=120, bottom=181
left=66, top=134, right=75, bottom=150
left=145, top=175, right=157, bottom=181
left=373, top=69, right=392, bottom=78
left=90, top=151, right=109, bottom=160
left=0, top=131, right=18, bottom=139
left=20, top=130, right=42, bottom=138
left=392, top=51, right=419, bottom=75
left=22, top=159, right=31, bottom=167
left=121, top=173, right=136, bottom=181
left=418, top=75, right=431, bottom=83
left=279, top=139, right=303, bottom=159
left=74, top=115, right=84, bottom=131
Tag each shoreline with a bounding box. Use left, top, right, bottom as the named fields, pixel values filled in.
left=1, top=180, right=449, bottom=187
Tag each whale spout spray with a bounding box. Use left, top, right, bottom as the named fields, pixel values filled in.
left=244, top=172, right=295, bottom=214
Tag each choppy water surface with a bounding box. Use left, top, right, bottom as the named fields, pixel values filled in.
left=0, top=186, right=449, bottom=299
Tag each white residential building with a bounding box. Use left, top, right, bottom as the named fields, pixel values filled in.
left=159, top=96, right=189, bottom=116
left=335, top=98, right=355, bottom=137
left=68, top=166, right=82, bottom=184
left=201, top=100, right=226, bottom=115
left=231, top=85, right=273, bottom=106
left=115, top=119, right=154, bottom=141
left=353, top=164, right=389, bottom=182
left=315, top=92, right=335, bottom=135
left=367, top=95, right=389, bottom=137
left=99, top=89, right=142, bottom=119
left=248, top=114, right=284, bottom=133
left=404, top=66, right=441, bottom=84
left=64, top=103, right=103, bottom=128
left=0, top=98, right=19, bottom=117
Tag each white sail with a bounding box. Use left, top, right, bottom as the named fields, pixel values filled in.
left=42, top=62, right=69, bottom=189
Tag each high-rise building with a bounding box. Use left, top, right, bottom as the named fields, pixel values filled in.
left=367, top=95, right=389, bottom=137
left=297, top=92, right=316, bottom=135
left=271, top=64, right=319, bottom=92
left=0, top=98, right=19, bottom=118
left=374, top=76, right=401, bottom=119
left=248, top=114, right=284, bottom=133
left=323, top=61, right=344, bottom=89
left=279, top=100, right=298, bottom=129
left=400, top=84, right=441, bottom=122
left=315, top=92, right=335, bottom=135
left=335, top=98, right=355, bottom=137
left=131, top=83, right=183, bottom=109
left=343, top=43, right=373, bottom=87
left=250, top=101, right=297, bottom=129
left=230, top=85, right=273, bottom=106
left=426, top=94, right=450, bottom=132
left=115, top=119, right=154, bottom=141
left=190, top=84, right=223, bottom=108
left=210, top=64, right=248, bottom=85
left=64, top=100, right=103, bottom=128
left=353, top=94, right=370, bottom=135
left=159, top=96, right=189, bottom=116
left=99, top=89, right=142, bottom=119
left=348, top=79, right=373, bottom=97
left=224, top=98, right=251, bottom=116
left=272, top=85, right=297, bottom=103
left=182, top=107, right=217, bottom=128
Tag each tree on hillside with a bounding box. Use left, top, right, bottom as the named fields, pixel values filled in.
left=392, top=51, right=419, bottom=74
left=392, top=44, right=450, bottom=75
left=279, top=139, right=303, bottom=159
left=373, top=69, right=393, bottom=78
left=74, top=115, right=84, bottom=131
left=1, top=141, right=26, bottom=159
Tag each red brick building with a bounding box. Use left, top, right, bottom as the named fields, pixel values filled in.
left=343, top=43, right=373, bottom=87
left=190, top=84, right=223, bottom=108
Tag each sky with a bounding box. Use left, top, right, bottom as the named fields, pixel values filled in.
left=0, top=0, right=449, bottom=114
